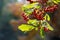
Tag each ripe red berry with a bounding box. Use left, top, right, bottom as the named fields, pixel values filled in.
left=44, top=27, right=49, bottom=32
left=31, top=9, right=44, bottom=20
left=44, top=5, right=58, bottom=13
left=21, top=13, right=29, bottom=21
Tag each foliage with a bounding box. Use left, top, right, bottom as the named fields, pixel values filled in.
left=18, top=24, right=35, bottom=32
left=52, top=0, right=60, bottom=4
left=18, top=0, right=60, bottom=39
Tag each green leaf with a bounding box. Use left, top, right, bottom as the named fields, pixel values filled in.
left=22, top=2, right=40, bottom=15
left=24, top=9, right=33, bottom=15
left=18, top=24, right=35, bottom=32
left=41, top=20, right=54, bottom=31
left=46, top=22, right=54, bottom=31
left=35, top=27, right=38, bottom=31
left=52, top=0, right=60, bottom=4
left=40, top=27, right=45, bottom=38
left=27, top=19, right=39, bottom=26
left=44, top=14, right=50, bottom=21
left=22, top=2, right=38, bottom=9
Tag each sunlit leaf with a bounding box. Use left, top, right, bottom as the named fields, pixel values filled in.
left=24, top=9, right=33, bottom=15
left=52, top=0, right=60, bottom=4
left=40, top=27, right=45, bottom=38
left=44, top=14, right=50, bottom=21
left=18, top=24, right=35, bottom=32
left=41, top=20, right=54, bottom=31
left=35, top=27, right=38, bottom=31
left=27, top=19, right=39, bottom=26
left=46, top=22, right=54, bottom=31
left=22, top=2, right=38, bottom=9
left=22, top=2, right=40, bottom=15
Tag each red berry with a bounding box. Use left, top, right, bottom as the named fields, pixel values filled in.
left=24, top=16, right=29, bottom=21
left=44, top=5, right=58, bottom=13
left=44, top=27, right=49, bottom=32
left=32, top=9, right=44, bottom=20
left=22, top=13, right=29, bottom=21
left=38, top=0, right=48, bottom=4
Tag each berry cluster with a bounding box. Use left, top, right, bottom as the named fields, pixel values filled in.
left=22, top=13, right=29, bottom=21
left=32, top=9, right=44, bottom=20
left=44, top=4, right=58, bottom=13
left=21, top=0, right=58, bottom=33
